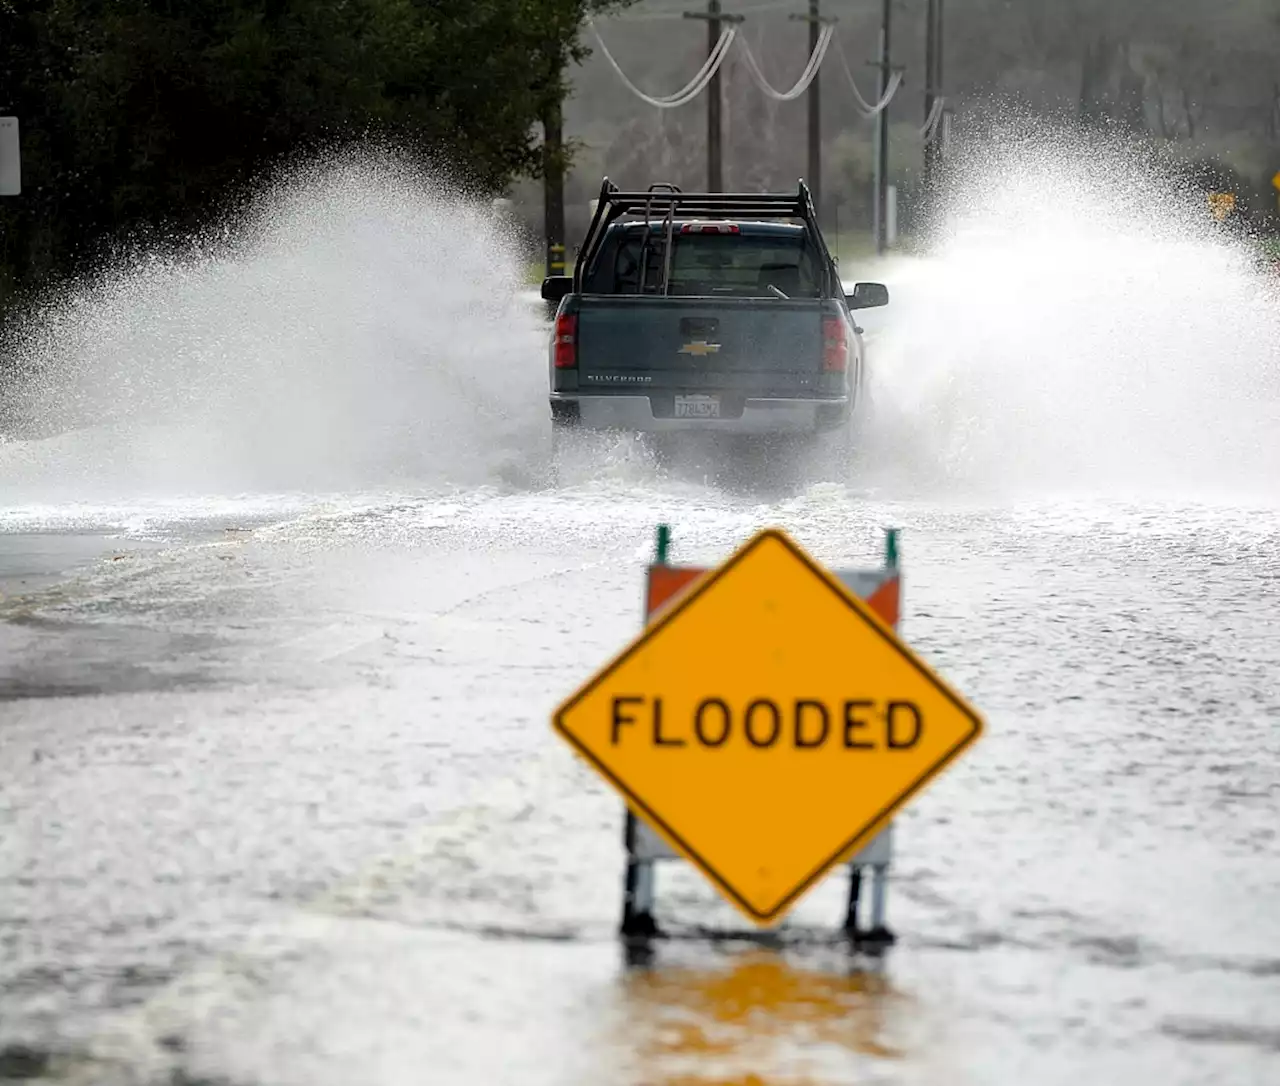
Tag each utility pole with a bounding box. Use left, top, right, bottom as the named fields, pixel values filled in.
left=0, top=116, right=20, bottom=196
left=790, top=2, right=835, bottom=224
left=684, top=2, right=743, bottom=191
left=540, top=35, right=568, bottom=284
left=806, top=1, right=822, bottom=218
left=923, top=0, right=943, bottom=199
left=543, top=98, right=566, bottom=278
left=871, top=0, right=892, bottom=254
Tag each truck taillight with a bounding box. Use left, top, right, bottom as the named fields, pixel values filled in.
left=822, top=317, right=848, bottom=372
left=554, top=314, right=577, bottom=368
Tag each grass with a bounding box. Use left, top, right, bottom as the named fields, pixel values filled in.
left=525, top=260, right=575, bottom=286
left=826, top=232, right=879, bottom=266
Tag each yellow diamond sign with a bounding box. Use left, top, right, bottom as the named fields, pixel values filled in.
left=553, top=528, right=984, bottom=925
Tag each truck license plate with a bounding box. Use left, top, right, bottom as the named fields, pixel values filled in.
left=674, top=394, right=720, bottom=419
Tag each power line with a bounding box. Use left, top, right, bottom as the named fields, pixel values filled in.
left=586, top=17, right=738, bottom=109
left=591, top=16, right=902, bottom=121
left=737, top=23, right=834, bottom=102
left=920, top=96, right=945, bottom=139
left=575, top=1, right=950, bottom=255
left=834, top=33, right=901, bottom=118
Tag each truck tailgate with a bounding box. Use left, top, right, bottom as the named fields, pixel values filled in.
left=575, top=296, right=831, bottom=395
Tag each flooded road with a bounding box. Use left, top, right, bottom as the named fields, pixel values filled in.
left=3, top=145, right=1280, bottom=1083
left=2, top=488, right=1279, bottom=1085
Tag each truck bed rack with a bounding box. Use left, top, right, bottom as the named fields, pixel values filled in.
left=573, top=179, right=835, bottom=297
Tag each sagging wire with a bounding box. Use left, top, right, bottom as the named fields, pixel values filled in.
left=919, top=96, right=945, bottom=139
left=590, top=13, right=917, bottom=121
left=737, top=23, right=835, bottom=102
left=834, top=33, right=902, bottom=118
left=587, top=17, right=737, bottom=109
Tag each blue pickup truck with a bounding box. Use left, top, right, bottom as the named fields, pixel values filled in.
left=541, top=180, right=888, bottom=460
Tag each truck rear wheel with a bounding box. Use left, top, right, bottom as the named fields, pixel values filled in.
left=547, top=400, right=581, bottom=486
left=548, top=419, right=573, bottom=486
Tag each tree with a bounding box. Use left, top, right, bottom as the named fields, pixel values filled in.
left=0, top=0, right=630, bottom=308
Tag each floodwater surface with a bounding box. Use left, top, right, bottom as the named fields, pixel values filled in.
left=1, top=490, right=1278, bottom=1086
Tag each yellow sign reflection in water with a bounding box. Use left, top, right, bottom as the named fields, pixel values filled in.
left=617, top=951, right=913, bottom=1085
left=1207, top=191, right=1236, bottom=221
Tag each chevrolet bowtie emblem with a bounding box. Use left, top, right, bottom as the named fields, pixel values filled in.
left=679, top=340, right=721, bottom=357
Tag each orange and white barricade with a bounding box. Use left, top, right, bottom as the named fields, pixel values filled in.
left=620, top=525, right=902, bottom=950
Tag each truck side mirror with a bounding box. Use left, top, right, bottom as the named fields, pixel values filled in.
left=541, top=275, right=574, bottom=303
left=846, top=281, right=889, bottom=310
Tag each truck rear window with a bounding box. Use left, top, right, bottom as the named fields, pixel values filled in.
left=586, top=230, right=823, bottom=298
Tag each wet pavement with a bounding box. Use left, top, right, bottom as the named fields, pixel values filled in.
left=0, top=533, right=136, bottom=598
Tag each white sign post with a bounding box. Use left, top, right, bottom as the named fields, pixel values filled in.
left=0, top=117, right=20, bottom=196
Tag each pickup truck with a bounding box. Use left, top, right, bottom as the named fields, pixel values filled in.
left=540, top=180, right=888, bottom=459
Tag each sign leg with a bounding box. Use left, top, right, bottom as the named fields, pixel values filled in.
left=634, top=863, right=656, bottom=917
left=843, top=866, right=863, bottom=938
left=620, top=810, right=660, bottom=939
left=621, top=809, right=639, bottom=930
left=621, top=862, right=659, bottom=938
left=861, top=864, right=897, bottom=952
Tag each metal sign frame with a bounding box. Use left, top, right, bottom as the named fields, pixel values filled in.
left=616, top=525, right=904, bottom=951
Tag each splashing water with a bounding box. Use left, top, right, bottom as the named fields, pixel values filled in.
left=859, top=126, right=1280, bottom=503
left=1, top=151, right=552, bottom=501
left=3, top=132, right=1278, bottom=510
